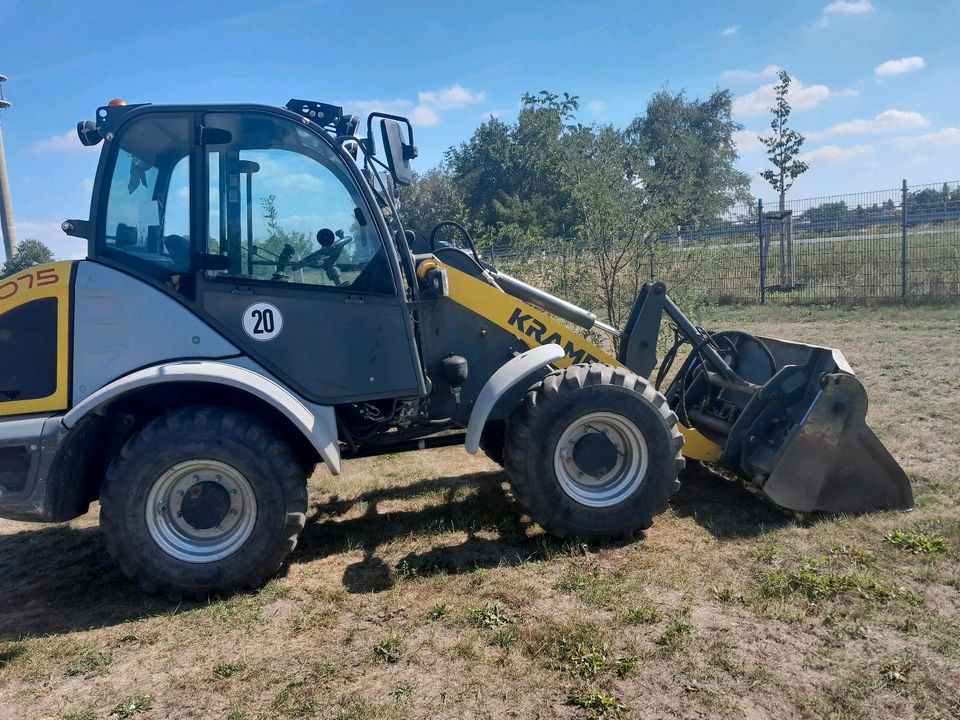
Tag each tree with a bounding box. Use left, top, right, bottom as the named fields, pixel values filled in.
left=758, top=70, right=808, bottom=288
left=2, top=238, right=54, bottom=277
left=759, top=71, right=809, bottom=211
left=445, top=91, right=580, bottom=245
left=398, top=168, right=467, bottom=236
left=260, top=194, right=312, bottom=260
left=625, top=89, right=752, bottom=225
left=561, top=89, right=751, bottom=331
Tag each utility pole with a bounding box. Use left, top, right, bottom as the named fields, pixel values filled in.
left=0, top=74, right=17, bottom=263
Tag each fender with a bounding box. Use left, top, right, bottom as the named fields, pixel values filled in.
left=465, top=344, right=565, bottom=454
left=62, top=360, right=341, bottom=475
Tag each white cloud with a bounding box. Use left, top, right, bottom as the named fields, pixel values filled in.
left=586, top=100, right=607, bottom=113
left=30, top=129, right=95, bottom=154
left=823, top=0, right=874, bottom=14
left=720, top=25, right=740, bottom=36
left=347, top=84, right=484, bottom=127
left=409, top=106, right=440, bottom=126
left=732, top=130, right=765, bottom=153
left=733, top=77, right=836, bottom=117
left=874, top=56, right=925, bottom=77
left=799, top=144, right=874, bottom=164
left=417, top=84, right=485, bottom=111
left=893, top=127, right=960, bottom=149
left=81, top=178, right=95, bottom=193
left=720, top=64, right=781, bottom=82
left=809, top=109, right=929, bottom=139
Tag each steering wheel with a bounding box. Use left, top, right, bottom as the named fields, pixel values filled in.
left=290, top=228, right=354, bottom=271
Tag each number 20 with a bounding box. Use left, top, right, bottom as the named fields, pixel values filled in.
left=251, top=308, right=275, bottom=334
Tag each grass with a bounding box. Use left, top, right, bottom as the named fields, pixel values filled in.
left=108, top=695, right=154, bottom=719
left=1, top=303, right=959, bottom=718
left=213, top=660, right=246, bottom=678
left=373, top=635, right=403, bottom=664
left=886, top=527, right=951, bottom=554
left=655, top=602, right=694, bottom=654
left=567, top=689, right=628, bottom=719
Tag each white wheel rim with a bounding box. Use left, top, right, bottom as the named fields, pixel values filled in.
left=144, top=460, right=257, bottom=563
left=553, top=411, right=649, bottom=508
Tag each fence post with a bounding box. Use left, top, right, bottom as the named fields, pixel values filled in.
left=757, top=198, right=765, bottom=304
left=901, top=178, right=908, bottom=300
left=561, top=239, right=567, bottom=295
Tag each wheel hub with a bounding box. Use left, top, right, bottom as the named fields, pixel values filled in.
left=572, top=432, right=619, bottom=478
left=554, top=411, right=649, bottom=508
left=145, top=460, right=257, bottom=563
left=179, top=481, right=231, bottom=530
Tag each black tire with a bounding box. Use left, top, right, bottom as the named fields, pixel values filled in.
left=99, top=406, right=308, bottom=599
left=478, top=420, right=506, bottom=466
left=503, top=363, right=684, bottom=540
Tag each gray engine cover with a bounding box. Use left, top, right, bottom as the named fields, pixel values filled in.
left=72, top=262, right=239, bottom=403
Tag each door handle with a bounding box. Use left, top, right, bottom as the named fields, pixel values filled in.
left=344, top=295, right=365, bottom=304
left=231, top=286, right=254, bottom=296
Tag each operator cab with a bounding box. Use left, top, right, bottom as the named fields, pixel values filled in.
left=65, top=99, right=427, bottom=405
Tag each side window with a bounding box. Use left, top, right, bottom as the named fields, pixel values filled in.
left=204, top=112, right=392, bottom=294
left=102, top=115, right=193, bottom=277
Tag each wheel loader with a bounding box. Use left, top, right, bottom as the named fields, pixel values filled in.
left=0, top=98, right=913, bottom=598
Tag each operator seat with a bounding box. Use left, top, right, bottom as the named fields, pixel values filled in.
left=163, top=235, right=191, bottom=272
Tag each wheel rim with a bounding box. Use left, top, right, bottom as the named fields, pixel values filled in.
left=144, top=460, right=257, bottom=563
left=553, top=411, right=649, bottom=508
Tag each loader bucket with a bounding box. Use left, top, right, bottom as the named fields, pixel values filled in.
left=755, top=372, right=913, bottom=513
left=666, top=331, right=913, bottom=516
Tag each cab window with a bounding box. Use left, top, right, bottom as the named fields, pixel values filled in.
left=204, top=112, right=393, bottom=295
left=102, top=115, right=193, bottom=279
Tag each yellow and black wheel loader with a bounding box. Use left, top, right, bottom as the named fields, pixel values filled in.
left=0, top=98, right=912, bottom=598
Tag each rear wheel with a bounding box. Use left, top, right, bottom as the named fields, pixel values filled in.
left=100, top=407, right=308, bottom=599
left=503, top=364, right=684, bottom=540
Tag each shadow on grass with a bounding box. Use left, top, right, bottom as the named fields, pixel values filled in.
left=671, top=461, right=796, bottom=539
left=0, top=524, right=170, bottom=641
left=0, top=464, right=795, bottom=637
left=295, top=470, right=556, bottom=594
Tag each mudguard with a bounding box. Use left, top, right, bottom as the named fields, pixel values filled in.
left=62, top=360, right=342, bottom=475
left=465, top=344, right=565, bottom=454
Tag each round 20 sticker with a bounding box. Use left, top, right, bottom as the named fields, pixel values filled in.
left=242, top=302, right=284, bottom=341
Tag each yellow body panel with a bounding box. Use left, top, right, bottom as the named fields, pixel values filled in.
left=0, top=261, right=74, bottom=417
left=422, top=259, right=723, bottom=462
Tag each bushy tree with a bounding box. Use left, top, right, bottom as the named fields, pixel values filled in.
left=2, top=239, right=54, bottom=277
left=445, top=91, right=580, bottom=244
left=398, top=168, right=467, bottom=237
left=626, top=89, right=752, bottom=224
left=397, top=87, right=753, bottom=325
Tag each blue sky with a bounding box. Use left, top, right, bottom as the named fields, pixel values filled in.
left=2, top=0, right=958, bottom=259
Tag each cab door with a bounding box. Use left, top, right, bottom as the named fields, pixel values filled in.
left=195, top=109, right=424, bottom=404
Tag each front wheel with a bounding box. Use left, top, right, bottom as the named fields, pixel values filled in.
left=99, top=407, right=308, bottom=599
left=503, top=364, right=684, bottom=540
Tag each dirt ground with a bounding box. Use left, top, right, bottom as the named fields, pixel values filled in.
left=1, top=304, right=958, bottom=720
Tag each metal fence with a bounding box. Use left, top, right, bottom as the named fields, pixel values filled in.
left=487, top=179, right=960, bottom=305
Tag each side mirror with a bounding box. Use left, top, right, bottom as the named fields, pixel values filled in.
left=379, top=118, right=417, bottom=186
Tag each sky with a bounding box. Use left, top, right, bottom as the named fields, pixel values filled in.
left=1, top=0, right=958, bottom=260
